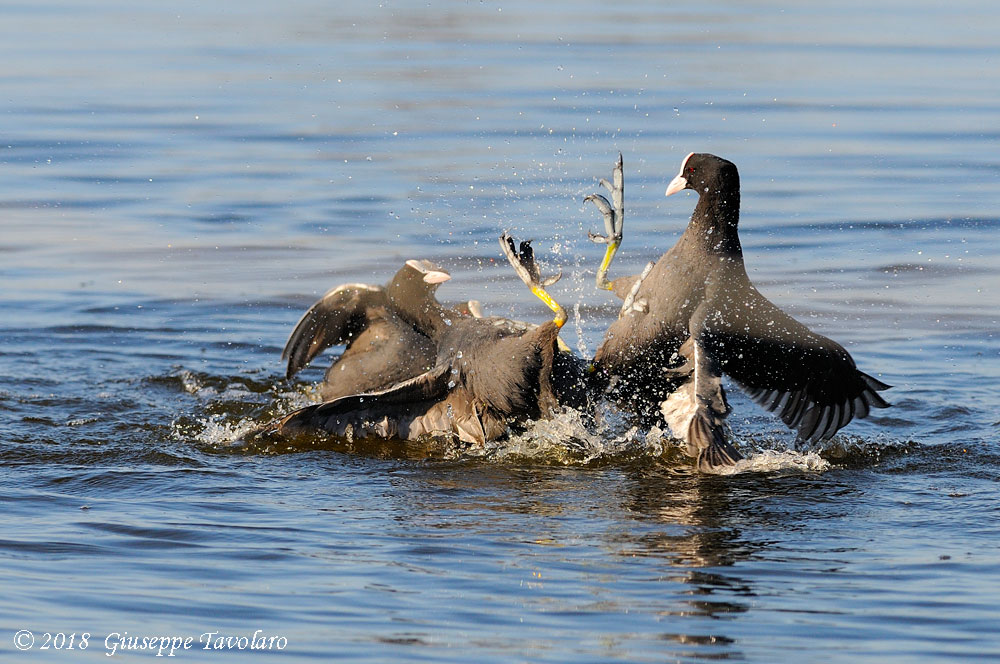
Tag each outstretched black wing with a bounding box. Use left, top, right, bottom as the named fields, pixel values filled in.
left=282, top=283, right=387, bottom=379
left=700, top=287, right=890, bottom=443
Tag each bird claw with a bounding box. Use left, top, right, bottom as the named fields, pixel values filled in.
left=541, top=270, right=562, bottom=288
left=499, top=233, right=566, bottom=327
left=584, top=153, right=624, bottom=240
left=500, top=233, right=562, bottom=289
left=586, top=153, right=626, bottom=291
left=620, top=261, right=654, bottom=318
left=499, top=233, right=537, bottom=286
left=584, top=193, right=620, bottom=244
left=587, top=230, right=611, bottom=245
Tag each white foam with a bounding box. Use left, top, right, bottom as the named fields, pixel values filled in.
left=171, top=372, right=315, bottom=449
left=178, top=369, right=206, bottom=395
left=714, top=448, right=831, bottom=475
left=478, top=407, right=670, bottom=464
left=183, top=415, right=261, bottom=447
left=468, top=406, right=836, bottom=474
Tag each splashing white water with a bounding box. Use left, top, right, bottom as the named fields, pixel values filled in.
left=170, top=369, right=314, bottom=449
left=572, top=300, right=591, bottom=358
left=176, top=369, right=261, bottom=403
left=177, top=414, right=262, bottom=447
left=474, top=407, right=670, bottom=465
left=715, top=449, right=830, bottom=475
left=178, top=369, right=205, bottom=395
left=170, top=368, right=859, bottom=474
left=474, top=406, right=833, bottom=473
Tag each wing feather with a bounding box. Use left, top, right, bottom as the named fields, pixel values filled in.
left=701, top=288, right=890, bottom=443
left=282, top=283, right=386, bottom=379
left=265, top=364, right=453, bottom=437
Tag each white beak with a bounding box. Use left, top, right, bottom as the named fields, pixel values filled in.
left=665, top=174, right=687, bottom=197
left=665, top=151, right=695, bottom=197
left=422, top=270, right=451, bottom=284
left=406, top=259, right=452, bottom=284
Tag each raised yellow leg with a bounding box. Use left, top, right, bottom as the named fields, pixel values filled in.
left=586, top=153, right=625, bottom=293
left=595, top=241, right=619, bottom=291
left=531, top=286, right=567, bottom=328
left=499, top=233, right=567, bottom=329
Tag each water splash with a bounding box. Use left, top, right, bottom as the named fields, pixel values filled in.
left=572, top=301, right=590, bottom=357
left=480, top=408, right=835, bottom=473
left=166, top=368, right=913, bottom=474
left=165, top=368, right=313, bottom=451
left=474, top=407, right=650, bottom=464
left=174, top=414, right=262, bottom=449
left=716, top=449, right=830, bottom=475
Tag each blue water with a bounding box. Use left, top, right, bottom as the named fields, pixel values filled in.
left=2, top=0, right=999, bottom=661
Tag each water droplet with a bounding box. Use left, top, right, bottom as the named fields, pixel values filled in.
left=456, top=351, right=463, bottom=359
left=447, top=380, right=456, bottom=389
